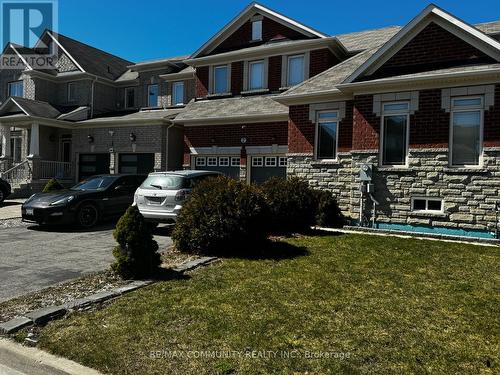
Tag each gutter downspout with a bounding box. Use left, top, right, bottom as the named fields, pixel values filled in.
left=90, top=76, right=97, bottom=118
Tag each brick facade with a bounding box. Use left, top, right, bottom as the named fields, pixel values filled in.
left=369, top=22, right=496, bottom=79
left=211, top=16, right=312, bottom=55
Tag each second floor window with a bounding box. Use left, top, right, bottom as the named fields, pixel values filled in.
left=125, top=87, right=135, bottom=108
left=287, top=54, right=305, bottom=86
left=148, top=84, right=158, bottom=107
left=381, top=102, right=410, bottom=167
left=172, top=81, right=184, bottom=105
left=316, top=111, right=338, bottom=160
left=8, top=81, right=23, bottom=97
left=67, top=82, right=76, bottom=102
left=249, top=60, right=264, bottom=90
left=450, top=97, right=483, bottom=167
left=213, top=65, right=228, bottom=94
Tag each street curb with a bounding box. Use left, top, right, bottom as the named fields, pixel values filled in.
left=0, top=257, right=217, bottom=335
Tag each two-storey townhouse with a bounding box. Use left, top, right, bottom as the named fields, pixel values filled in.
left=172, top=3, right=348, bottom=184
left=275, top=4, right=500, bottom=239
left=0, top=31, right=189, bottom=191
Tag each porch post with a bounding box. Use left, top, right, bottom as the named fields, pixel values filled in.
left=0, top=124, right=11, bottom=159
left=27, top=122, right=40, bottom=180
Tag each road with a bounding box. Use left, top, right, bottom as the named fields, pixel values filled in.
left=0, top=223, right=172, bottom=302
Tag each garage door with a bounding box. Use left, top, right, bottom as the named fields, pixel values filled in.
left=118, top=153, right=155, bottom=175
left=250, top=156, right=287, bottom=184
left=78, top=153, right=110, bottom=181
left=194, top=156, right=240, bottom=179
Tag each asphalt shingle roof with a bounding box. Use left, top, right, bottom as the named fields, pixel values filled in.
left=10, top=97, right=61, bottom=118
left=281, top=48, right=378, bottom=96
left=81, top=108, right=183, bottom=123
left=175, top=95, right=288, bottom=122
left=336, top=26, right=401, bottom=52
left=475, top=21, right=500, bottom=35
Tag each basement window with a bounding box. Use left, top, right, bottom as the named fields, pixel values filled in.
left=411, top=197, right=443, bottom=213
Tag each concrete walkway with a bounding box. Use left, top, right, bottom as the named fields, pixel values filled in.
left=0, top=200, right=24, bottom=220
left=0, top=338, right=102, bottom=374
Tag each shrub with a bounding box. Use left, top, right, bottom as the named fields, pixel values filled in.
left=313, top=189, right=344, bottom=228
left=111, top=205, right=160, bottom=279
left=42, top=178, right=64, bottom=193
left=172, top=176, right=270, bottom=255
left=260, top=177, right=316, bottom=234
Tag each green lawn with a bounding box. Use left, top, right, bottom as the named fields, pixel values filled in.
left=39, top=234, right=499, bottom=374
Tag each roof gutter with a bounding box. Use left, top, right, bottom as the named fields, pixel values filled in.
left=272, top=89, right=352, bottom=105
left=172, top=112, right=288, bottom=126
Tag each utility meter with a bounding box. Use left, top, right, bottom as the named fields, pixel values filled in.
left=359, top=163, right=372, bottom=182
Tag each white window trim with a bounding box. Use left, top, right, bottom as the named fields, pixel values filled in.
left=124, top=87, right=135, bottom=108
left=251, top=19, right=263, bottom=41
left=244, top=59, right=268, bottom=92
left=281, top=52, right=310, bottom=88
left=148, top=84, right=159, bottom=107
left=172, top=81, right=185, bottom=106
left=315, top=110, right=339, bottom=162
left=449, top=96, right=484, bottom=168
left=279, top=157, right=288, bottom=167
left=219, top=156, right=230, bottom=166
left=379, top=101, right=410, bottom=168
left=67, top=82, right=76, bottom=102
left=208, top=64, right=231, bottom=95
left=8, top=80, right=23, bottom=97
left=411, top=197, right=444, bottom=214
left=252, top=156, right=264, bottom=167
left=231, top=157, right=240, bottom=167
left=265, top=156, right=277, bottom=167
left=195, top=157, right=206, bottom=167
left=207, top=156, right=217, bottom=166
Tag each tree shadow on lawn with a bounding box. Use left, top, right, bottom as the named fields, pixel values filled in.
left=153, top=267, right=192, bottom=281
left=213, top=239, right=310, bottom=261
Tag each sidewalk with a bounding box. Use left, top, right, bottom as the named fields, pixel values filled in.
left=0, top=338, right=102, bottom=374
left=0, top=200, right=24, bottom=220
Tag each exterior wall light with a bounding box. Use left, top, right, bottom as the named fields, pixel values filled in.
left=87, top=135, right=94, bottom=144
left=129, top=132, right=137, bottom=143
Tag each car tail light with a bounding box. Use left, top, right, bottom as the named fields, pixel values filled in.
left=175, top=189, right=190, bottom=202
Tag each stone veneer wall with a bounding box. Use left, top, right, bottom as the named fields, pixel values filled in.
left=288, top=148, right=500, bottom=233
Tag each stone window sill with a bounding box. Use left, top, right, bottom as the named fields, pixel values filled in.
left=408, top=211, right=448, bottom=218
left=310, top=159, right=342, bottom=167
left=241, top=88, right=269, bottom=96
left=443, top=167, right=488, bottom=174
left=207, top=92, right=232, bottom=99
left=376, top=167, right=412, bottom=173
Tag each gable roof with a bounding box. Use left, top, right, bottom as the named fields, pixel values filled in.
left=344, top=4, right=500, bottom=83
left=191, top=2, right=328, bottom=58
left=0, top=97, right=60, bottom=118
left=475, top=21, right=500, bottom=35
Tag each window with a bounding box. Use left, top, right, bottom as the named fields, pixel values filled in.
left=279, top=157, right=288, bottom=167
left=213, top=65, right=228, bottom=94
left=265, top=157, right=277, bottom=167
left=411, top=198, right=443, bottom=213
left=67, top=82, right=76, bottom=101
left=8, top=81, right=23, bottom=97
left=450, top=97, right=483, bottom=166
left=148, top=84, right=158, bottom=107
left=252, top=156, right=263, bottom=167
left=172, top=81, right=184, bottom=105
left=207, top=157, right=217, bottom=166
left=316, top=111, right=338, bottom=160
left=195, top=157, right=206, bottom=167
left=125, top=87, right=135, bottom=108
left=219, top=157, right=229, bottom=166
left=249, top=60, right=264, bottom=90
left=381, top=102, right=410, bottom=166
left=231, top=157, right=240, bottom=167
left=251, top=20, right=262, bottom=41
left=287, top=54, right=305, bottom=86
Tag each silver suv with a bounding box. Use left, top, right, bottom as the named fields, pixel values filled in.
left=134, top=170, right=222, bottom=223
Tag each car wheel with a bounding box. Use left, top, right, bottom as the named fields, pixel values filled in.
left=77, top=203, right=99, bottom=228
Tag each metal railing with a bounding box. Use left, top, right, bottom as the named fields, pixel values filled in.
left=0, top=160, right=31, bottom=186
left=39, top=160, right=74, bottom=180
left=0, top=159, right=11, bottom=173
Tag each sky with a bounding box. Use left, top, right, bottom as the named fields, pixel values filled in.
left=56, top=0, right=500, bottom=63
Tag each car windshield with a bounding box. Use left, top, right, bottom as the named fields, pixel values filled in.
left=141, top=175, right=186, bottom=190
left=71, top=176, right=117, bottom=191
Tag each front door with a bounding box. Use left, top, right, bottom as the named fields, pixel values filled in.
left=60, top=136, right=72, bottom=163
left=10, top=135, right=22, bottom=163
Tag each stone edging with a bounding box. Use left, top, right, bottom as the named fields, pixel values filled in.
left=0, top=256, right=218, bottom=335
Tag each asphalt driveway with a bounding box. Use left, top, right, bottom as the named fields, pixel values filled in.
left=0, top=223, right=172, bottom=302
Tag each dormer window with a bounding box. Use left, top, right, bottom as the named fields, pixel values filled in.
left=8, top=81, right=23, bottom=97
left=251, top=19, right=262, bottom=41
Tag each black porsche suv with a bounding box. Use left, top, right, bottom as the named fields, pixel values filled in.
left=0, top=177, right=11, bottom=204
left=22, top=174, right=145, bottom=228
